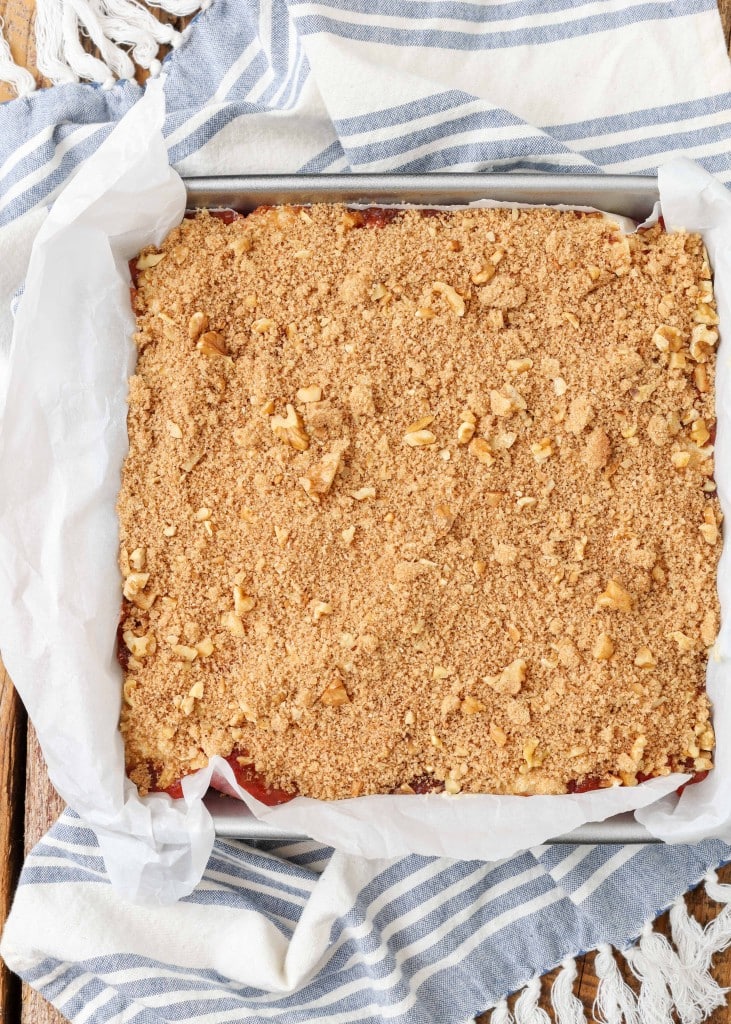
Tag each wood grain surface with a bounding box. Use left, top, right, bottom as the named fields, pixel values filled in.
left=0, top=0, right=40, bottom=103
left=0, top=662, right=25, bottom=1024
left=18, top=726, right=64, bottom=1024
left=1, top=4, right=731, bottom=1024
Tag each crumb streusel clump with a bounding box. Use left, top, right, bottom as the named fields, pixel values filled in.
left=119, top=204, right=720, bottom=799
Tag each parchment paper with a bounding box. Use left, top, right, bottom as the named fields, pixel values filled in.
left=0, top=82, right=728, bottom=903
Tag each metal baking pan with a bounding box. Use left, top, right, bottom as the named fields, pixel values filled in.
left=187, top=173, right=660, bottom=846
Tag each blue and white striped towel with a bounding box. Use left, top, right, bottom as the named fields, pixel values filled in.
left=3, top=2, right=731, bottom=1023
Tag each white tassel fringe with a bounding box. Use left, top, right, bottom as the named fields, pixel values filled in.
left=624, top=920, right=726, bottom=1024
left=0, top=0, right=204, bottom=97
left=514, top=976, right=552, bottom=1024
left=491, top=998, right=514, bottom=1024
left=703, top=869, right=731, bottom=960
left=486, top=881, right=731, bottom=1024
left=551, top=958, right=587, bottom=1024
left=35, top=0, right=79, bottom=85
left=145, top=0, right=205, bottom=16
left=670, top=896, right=709, bottom=974
left=594, top=943, right=639, bottom=1024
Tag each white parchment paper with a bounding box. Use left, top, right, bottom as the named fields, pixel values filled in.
left=1, top=83, right=729, bottom=903
left=0, top=83, right=213, bottom=905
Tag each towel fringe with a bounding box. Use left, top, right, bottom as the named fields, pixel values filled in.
left=623, top=919, right=726, bottom=1024
left=514, top=976, right=551, bottom=1024
left=490, top=998, right=514, bottom=1024
left=498, top=888, right=730, bottom=1024
left=551, top=958, right=587, bottom=1024
left=0, top=0, right=204, bottom=96
left=702, top=869, right=731, bottom=960
left=0, top=17, right=37, bottom=95
left=35, top=0, right=78, bottom=86
left=670, top=896, right=710, bottom=973
left=145, top=0, right=207, bottom=16
left=594, top=943, right=639, bottom=1024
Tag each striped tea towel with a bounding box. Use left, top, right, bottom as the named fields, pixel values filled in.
left=2, top=0, right=731, bottom=221
left=2, top=817, right=731, bottom=1024
left=2, top=2, right=731, bottom=1023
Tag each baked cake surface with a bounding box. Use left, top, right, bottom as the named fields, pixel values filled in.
left=119, top=204, right=720, bottom=799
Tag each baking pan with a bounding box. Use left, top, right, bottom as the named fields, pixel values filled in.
left=186, top=173, right=661, bottom=846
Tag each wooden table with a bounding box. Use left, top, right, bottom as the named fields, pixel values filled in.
left=2, top=5, right=731, bottom=1021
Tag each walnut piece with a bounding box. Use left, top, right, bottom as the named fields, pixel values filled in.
left=271, top=404, right=310, bottom=451
left=188, top=311, right=208, bottom=341
left=404, top=427, right=437, bottom=447
left=485, top=658, right=527, bottom=695
left=596, top=579, right=634, bottom=612
left=593, top=633, right=614, bottom=660
left=299, top=450, right=342, bottom=500
left=432, top=281, right=466, bottom=317
left=196, top=331, right=228, bottom=358
left=320, top=678, right=350, bottom=707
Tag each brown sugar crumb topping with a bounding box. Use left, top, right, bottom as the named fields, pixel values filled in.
left=119, top=204, right=719, bottom=799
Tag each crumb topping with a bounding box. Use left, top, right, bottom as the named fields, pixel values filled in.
left=119, top=204, right=719, bottom=799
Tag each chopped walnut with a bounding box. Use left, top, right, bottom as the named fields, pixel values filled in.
left=123, top=631, right=156, bottom=658
left=469, top=438, right=495, bottom=465
left=320, top=677, right=350, bottom=707
left=485, top=658, right=527, bottom=696
left=123, top=572, right=150, bottom=601
left=699, top=522, right=719, bottom=546
left=521, top=738, right=544, bottom=771
left=196, top=331, right=228, bottom=358
left=694, top=303, right=719, bottom=326
left=188, top=311, right=208, bottom=341
left=196, top=637, right=214, bottom=658
left=490, top=385, right=526, bottom=417
left=694, top=364, right=710, bottom=393
left=457, top=420, right=476, bottom=445
left=172, top=643, right=198, bottom=662
left=404, top=428, right=437, bottom=447
left=299, top=449, right=342, bottom=500
left=233, top=586, right=255, bottom=616
left=507, top=357, right=533, bottom=375
left=297, top=385, right=322, bottom=403
left=634, top=647, right=656, bottom=670
left=690, top=325, right=718, bottom=363
left=405, top=414, right=434, bottom=433
left=690, top=419, right=711, bottom=447
left=652, top=324, right=683, bottom=352
left=271, top=404, right=309, bottom=451
left=471, top=262, right=496, bottom=285
left=593, top=633, right=614, bottom=661
left=596, top=579, right=634, bottom=612
left=129, top=548, right=146, bottom=571
left=490, top=723, right=508, bottom=747
left=530, top=437, right=553, bottom=463
left=432, top=281, right=466, bottom=317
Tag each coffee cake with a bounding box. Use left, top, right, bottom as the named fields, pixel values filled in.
left=119, top=204, right=720, bottom=800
